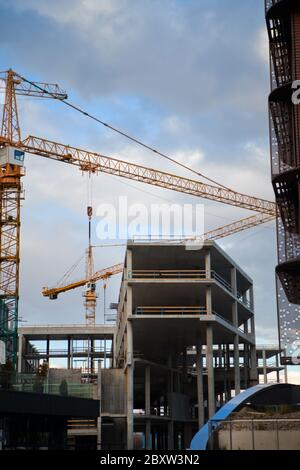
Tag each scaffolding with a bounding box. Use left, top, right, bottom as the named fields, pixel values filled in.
left=0, top=169, right=23, bottom=366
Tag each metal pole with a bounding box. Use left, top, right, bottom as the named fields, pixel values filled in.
left=206, top=325, right=215, bottom=417
left=126, top=319, right=134, bottom=450
left=196, top=340, right=204, bottom=428
left=284, top=351, right=288, bottom=383
left=70, top=337, right=73, bottom=369
left=67, top=338, right=70, bottom=369
left=262, top=349, right=267, bottom=384
left=17, top=333, right=23, bottom=373
left=97, top=360, right=102, bottom=450
left=276, top=419, right=280, bottom=450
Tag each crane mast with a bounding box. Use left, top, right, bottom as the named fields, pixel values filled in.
left=0, top=70, right=66, bottom=366
left=0, top=70, right=23, bottom=365
left=84, top=206, right=97, bottom=327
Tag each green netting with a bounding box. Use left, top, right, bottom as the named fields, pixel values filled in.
left=0, top=297, right=18, bottom=367
left=0, top=372, right=93, bottom=399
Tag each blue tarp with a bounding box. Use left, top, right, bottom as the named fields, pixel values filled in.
left=189, top=383, right=278, bottom=450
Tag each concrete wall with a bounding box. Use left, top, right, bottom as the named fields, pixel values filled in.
left=217, top=427, right=300, bottom=450
left=101, top=369, right=126, bottom=415
left=167, top=393, right=190, bottom=420
left=101, top=417, right=126, bottom=450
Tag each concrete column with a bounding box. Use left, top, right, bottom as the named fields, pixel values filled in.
left=182, top=347, right=187, bottom=381
left=249, top=345, right=258, bottom=385
left=17, top=334, right=24, bottom=373
left=168, top=352, right=173, bottom=393
left=206, top=325, right=215, bottom=417
left=232, top=302, right=238, bottom=328
left=167, top=351, right=174, bottom=450
left=276, top=353, right=280, bottom=383
left=91, top=339, right=95, bottom=374
left=183, top=423, right=192, bottom=450
left=126, top=248, right=132, bottom=279
left=226, top=344, right=231, bottom=400
left=87, top=337, right=91, bottom=376
left=284, top=365, right=288, bottom=383
left=126, top=319, right=134, bottom=450
left=218, top=346, right=223, bottom=368
left=249, top=286, right=255, bottom=340
left=249, top=286, right=254, bottom=311
left=168, top=421, right=174, bottom=450
left=206, top=286, right=212, bottom=315
left=102, top=339, right=106, bottom=368
left=233, top=335, right=240, bottom=395
left=284, top=351, right=288, bottom=383
left=250, top=316, right=255, bottom=336
left=173, top=350, right=180, bottom=392
left=46, top=337, right=50, bottom=364
left=205, top=250, right=211, bottom=278
left=113, top=324, right=117, bottom=368
left=97, top=362, right=102, bottom=450
left=70, top=337, right=73, bottom=369
left=145, top=366, right=151, bottom=415
left=127, top=286, right=132, bottom=317
left=243, top=344, right=249, bottom=390
left=176, top=372, right=181, bottom=393
left=262, top=349, right=267, bottom=384
left=146, top=421, right=152, bottom=450
left=231, top=268, right=239, bottom=379
left=196, top=340, right=204, bottom=428
left=231, top=267, right=237, bottom=297
left=222, top=344, right=227, bottom=401
left=67, top=338, right=71, bottom=369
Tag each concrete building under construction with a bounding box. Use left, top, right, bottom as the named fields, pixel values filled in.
left=17, top=241, right=261, bottom=450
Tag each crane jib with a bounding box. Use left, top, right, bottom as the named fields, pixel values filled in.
left=18, top=137, right=277, bottom=217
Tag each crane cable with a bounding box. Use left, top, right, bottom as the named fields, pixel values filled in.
left=103, top=280, right=107, bottom=324
left=56, top=251, right=86, bottom=287
left=16, top=72, right=232, bottom=191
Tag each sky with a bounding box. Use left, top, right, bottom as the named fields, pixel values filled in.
left=0, top=0, right=292, bottom=377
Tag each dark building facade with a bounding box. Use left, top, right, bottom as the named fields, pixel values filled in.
left=266, top=0, right=300, bottom=362
left=0, top=389, right=99, bottom=450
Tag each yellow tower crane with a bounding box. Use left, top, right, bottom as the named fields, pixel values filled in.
left=0, top=70, right=67, bottom=365
left=0, top=69, right=276, bottom=366
left=43, top=260, right=123, bottom=327
left=42, top=263, right=123, bottom=300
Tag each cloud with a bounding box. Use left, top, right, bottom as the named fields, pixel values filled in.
left=0, top=0, right=268, bottom=118
left=13, top=0, right=122, bottom=25
left=255, top=27, right=269, bottom=66
left=162, top=115, right=191, bottom=135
